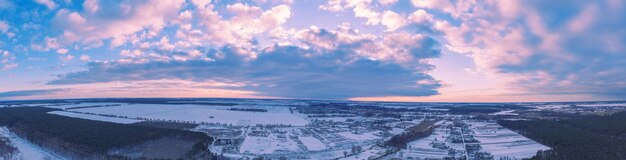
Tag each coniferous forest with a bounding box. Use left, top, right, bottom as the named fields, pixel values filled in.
left=0, top=107, right=217, bottom=159
left=499, top=112, right=626, bottom=160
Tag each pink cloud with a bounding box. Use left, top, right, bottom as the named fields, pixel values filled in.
left=53, top=0, right=185, bottom=48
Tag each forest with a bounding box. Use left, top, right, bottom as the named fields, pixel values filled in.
left=0, top=107, right=216, bottom=159
left=499, top=111, right=626, bottom=160
left=385, top=120, right=437, bottom=149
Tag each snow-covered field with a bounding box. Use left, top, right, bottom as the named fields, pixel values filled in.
left=533, top=102, right=626, bottom=110
left=489, top=110, right=519, bottom=116
left=298, top=136, right=326, bottom=151
left=313, top=117, right=351, bottom=122
left=534, top=104, right=569, bottom=110
left=338, top=131, right=381, bottom=142
left=339, top=145, right=385, bottom=160
left=576, top=103, right=626, bottom=107
left=400, top=121, right=549, bottom=159
left=469, top=122, right=550, bottom=159
left=48, top=111, right=142, bottom=124
left=0, top=127, right=65, bottom=160
left=239, top=135, right=302, bottom=154
left=403, top=121, right=451, bottom=159
left=70, top=103, right=309, bottom=126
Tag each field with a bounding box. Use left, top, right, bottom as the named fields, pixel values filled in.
left=239, top=135, right=302, bottom=154
left=298, top=136, right=326, bottom=151
left=337, top=131, right=381, bottom=142
left=67, top=103, right=309, bottom=126
left=403, top=121, right=451, bottom=159
left=468, top=121, right=550, bottom=159
left=398, top=121, right=549, bottom=159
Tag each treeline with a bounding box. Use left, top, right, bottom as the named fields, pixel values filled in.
left=499, top=112, right=626, bottom=160
left=134, top=121, right=199, bottom=130
left=385, top=120, right=437, bottom=149
left=228, top=108, right=268, bottom=112
left=0, top=107, right=217, bottom=159
left=64, top=104, right=121, bottom=110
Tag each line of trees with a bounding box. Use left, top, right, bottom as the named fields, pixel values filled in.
left=385, top=120, right=438, bottom=149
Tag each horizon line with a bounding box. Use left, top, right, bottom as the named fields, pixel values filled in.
left=2, top=97, right=625, bottom=104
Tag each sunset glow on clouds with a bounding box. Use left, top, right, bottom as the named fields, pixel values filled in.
left=0, top=0, right=625, bottom=102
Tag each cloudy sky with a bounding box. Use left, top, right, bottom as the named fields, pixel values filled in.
left=0, top=0, right=625, bottom=102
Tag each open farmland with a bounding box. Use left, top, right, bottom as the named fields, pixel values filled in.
left=469, top=121, right=550, bottom=159
left=69, top=103, right=309, bottom=126
left=392, top=120, right=549, bottom=159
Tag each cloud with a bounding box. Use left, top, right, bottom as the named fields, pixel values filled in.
left=190, top=1, right=292, bottom=57
left=34, top=0, right=56, bottom=10
left=379, top=0, right=398, bottom=6
left=294, top=26, right=440, bottom=66
left=32, top=36, right=61, bottom=51
left=79, top=55, right=90, bottom=61
left=1, top=49, right=17, bottom=70
left=0, top=89, right=65, bottom=98
left=59, top=54, right=74, bottom=61
left=6, top=0, right=622, bottom=101
left=56, top=48, right=68, bottom=54
left=434, top=0, right=626, bottom=98
left=318, top=1, right=433, bottom=32
left=0, top=20, right=14, bottom=38
left=48, top=40, right=442, bottom=99
left=408, top=9, right=433, bottom=24
left=320, top=0, right=382, bottom=25
left=0, top=20, right=8, bottom=33
left=52, top=0, right=185, bottom=48
left=381, top=11, right=406, bottom=31
left=83, top=0, right=99, bottom=13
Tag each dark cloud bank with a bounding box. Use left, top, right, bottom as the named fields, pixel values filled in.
left=49, top=44, right=442, bottom=99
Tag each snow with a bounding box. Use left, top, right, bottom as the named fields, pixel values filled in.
left=0, top=127, right=65, bottom=160
left=390, top=128, right=405, bottom=135
left=489, top=110, right=519, bottom=116
left=314, top=117, right=350, bottom=122
left=239, top=135, right=302, bottom=154
left=338, top=131, right=380, bottom=142
left=534, top=104, right=568, bottom=110
left=71, top=103, right=309, bottom=126
left=469, top=122, right=550, bottom=159
left=404, top=122, right=451, bottom=159
left=339, top=145, right=384, bottom=160
left=48, top=111, right=142, bottom=124
left=576, top=103, right=626, bottom=107
left=298, top=136, right=326, bottom=151
left=401, top=121, right=549, bottom=159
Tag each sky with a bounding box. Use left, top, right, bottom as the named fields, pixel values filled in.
left=0, top=0, right=625, bottom=102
